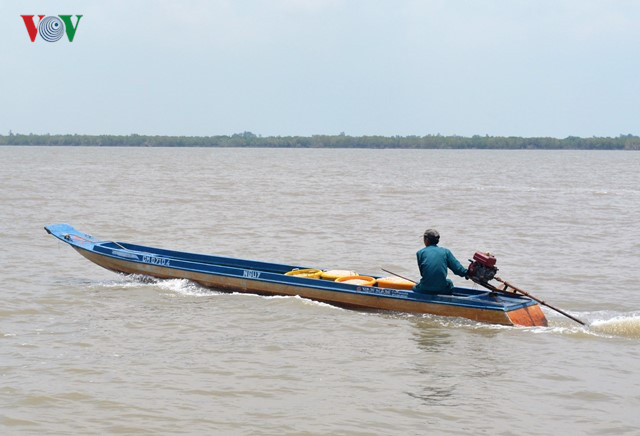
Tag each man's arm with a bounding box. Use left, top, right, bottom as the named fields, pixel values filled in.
left=446, top=249, right=468, bottom=277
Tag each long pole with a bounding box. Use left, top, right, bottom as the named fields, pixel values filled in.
left=493, top=277, right=586, bottom=326
left=381, top=268, right=417, bottom=284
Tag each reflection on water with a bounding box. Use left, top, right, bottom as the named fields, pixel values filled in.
left=410, top=318, right=454, bottom=352
left=406, top=384, right=458, bottom=407
left=407, top=318, right=516, bottom=407
left=406, top=321, right=456, bottom=406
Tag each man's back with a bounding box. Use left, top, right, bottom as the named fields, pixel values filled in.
left=414, top=245, right=467, bottom=294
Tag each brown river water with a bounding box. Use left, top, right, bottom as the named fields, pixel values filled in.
left=1, top=146, right=639, bottom=434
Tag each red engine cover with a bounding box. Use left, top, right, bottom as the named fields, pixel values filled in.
left=473, top=251, right=496, bottom=267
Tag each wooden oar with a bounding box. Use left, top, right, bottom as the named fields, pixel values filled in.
left=492, top=276, right=586, bottom=326
left=381, top=268, right=417, bottom=284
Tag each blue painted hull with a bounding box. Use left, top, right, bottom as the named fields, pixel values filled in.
left=44, top=224, right=547, bottom=326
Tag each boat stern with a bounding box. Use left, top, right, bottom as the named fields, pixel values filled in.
left=506, top=303, right=548, bottom=327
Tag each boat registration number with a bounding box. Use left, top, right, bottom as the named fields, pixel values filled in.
left=358, top=286, right=409, bottom=298
left=142, top=255, right=171, bottom=267
left=243, top=270, right=261, bottom=279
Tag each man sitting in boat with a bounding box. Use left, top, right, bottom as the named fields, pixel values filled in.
left=413, top=229, right=468, bottom=294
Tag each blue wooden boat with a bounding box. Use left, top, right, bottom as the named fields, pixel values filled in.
left=44, top=224, right=547, bottom=326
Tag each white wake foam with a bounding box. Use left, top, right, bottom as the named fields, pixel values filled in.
left=533, top=311, right=640, bottom=339
left=90, top=275, right=215, bottom=297
left=153, top=278, right=213, bottom=297
left=589, top=314, right=640, bottom=339
left=86, top=277, right=640, bottom=337
left=232, top=293, right=344, bottom=310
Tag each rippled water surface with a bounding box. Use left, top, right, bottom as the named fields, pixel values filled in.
left=1, top=147, right=639, bottom=434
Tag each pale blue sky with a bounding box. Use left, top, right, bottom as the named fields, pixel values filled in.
left=2, top=0, right=638, bottom=137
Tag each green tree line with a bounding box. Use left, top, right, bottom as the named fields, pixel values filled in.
left=1, top=132, right=638, bottom=150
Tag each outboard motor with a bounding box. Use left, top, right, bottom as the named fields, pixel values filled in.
left=467, top=251, right=498, bottom=284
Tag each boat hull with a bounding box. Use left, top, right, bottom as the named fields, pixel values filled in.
left=46, top=224, right=548, bottom=327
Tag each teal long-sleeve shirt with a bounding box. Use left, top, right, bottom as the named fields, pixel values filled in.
left=413, top=245, right=468, bottom=294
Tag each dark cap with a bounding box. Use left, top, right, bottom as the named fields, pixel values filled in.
left=423, top=229, right=440, bottom=245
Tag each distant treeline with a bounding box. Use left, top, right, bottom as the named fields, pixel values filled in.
left=1, top=132, right=639, bottom=150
